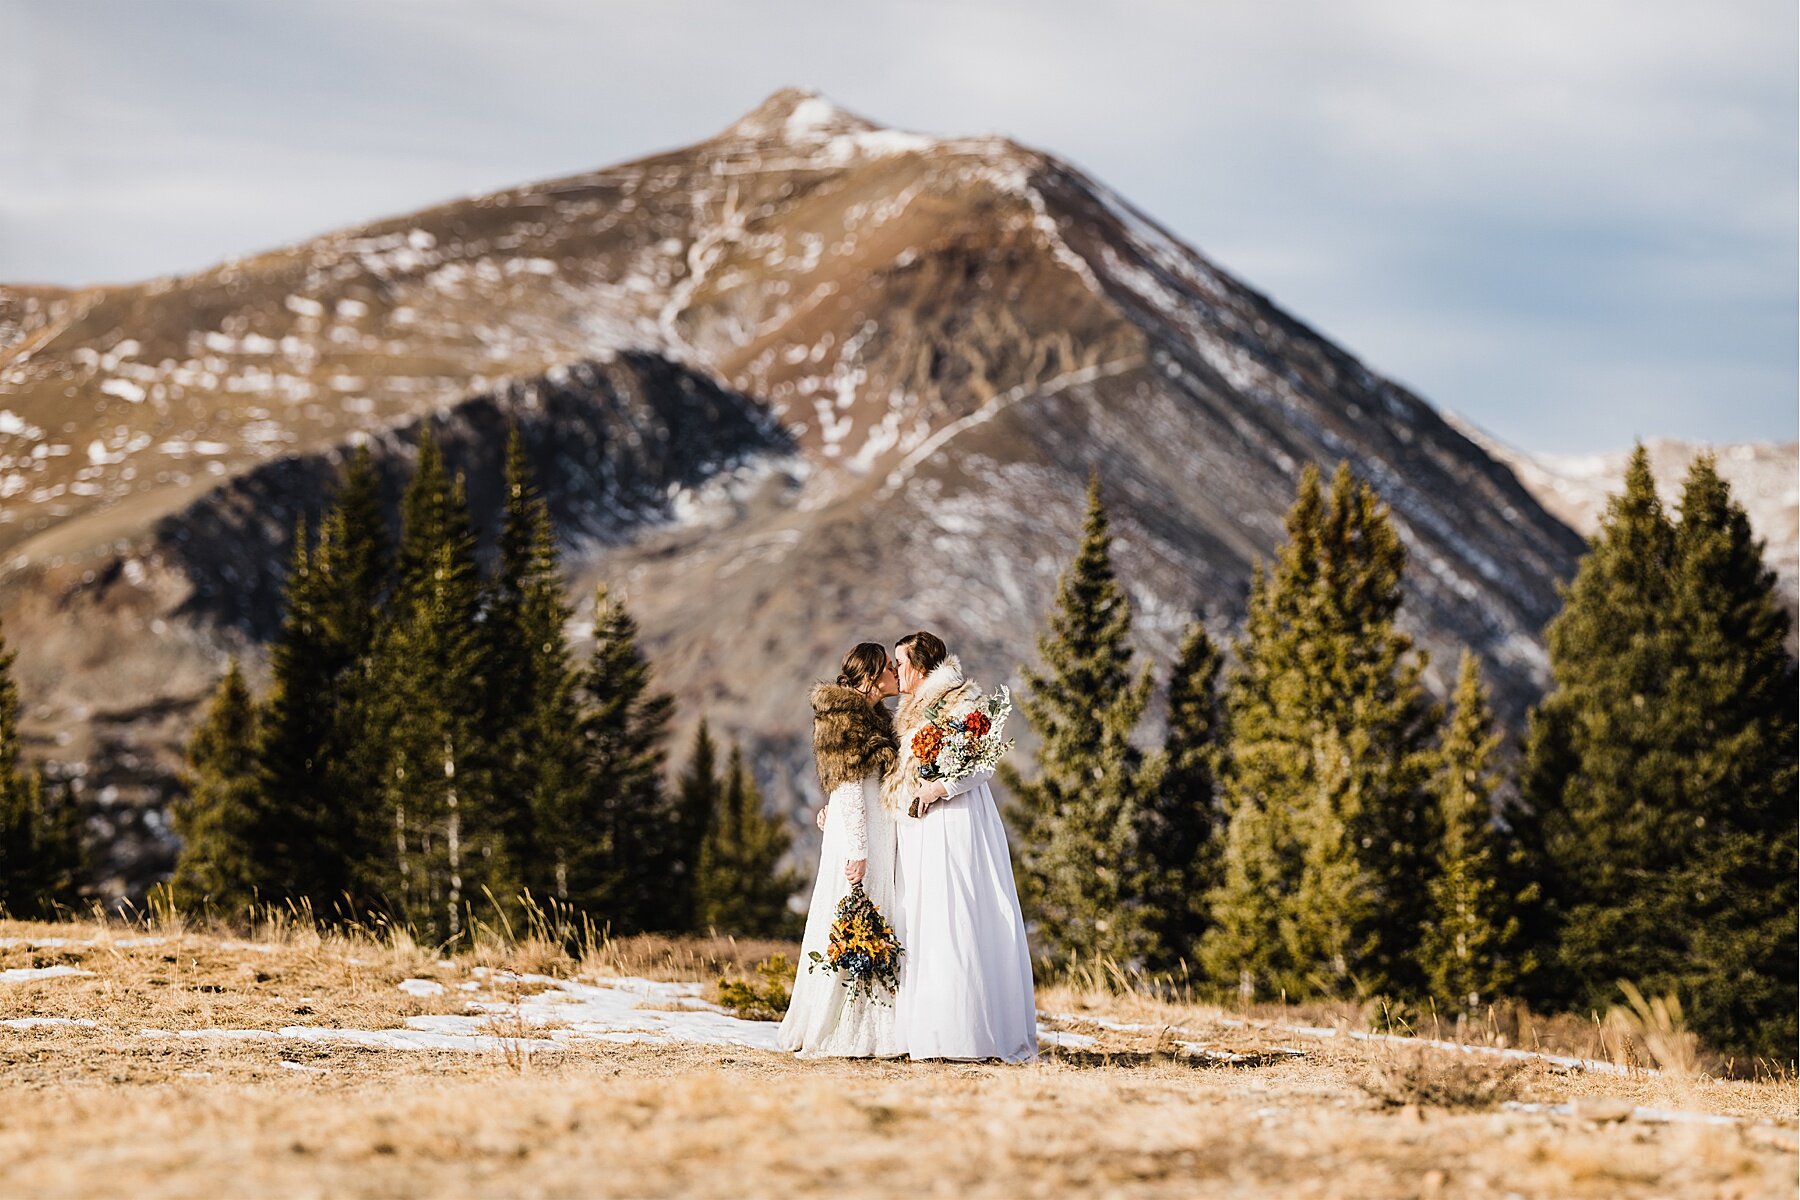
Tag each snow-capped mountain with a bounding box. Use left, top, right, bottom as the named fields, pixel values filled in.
left=0, top=88, right=1590, bottom=895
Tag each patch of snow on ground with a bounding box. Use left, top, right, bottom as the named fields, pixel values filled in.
left=1, top=966, right=97, bottom=983
left=135, top=975, right=779, bottom=1055
left=1213, top=1016, right=1640, bottom=1077
left=398, top=978, right=447, bottom=997
left=0, top=936, right=166, bottom=950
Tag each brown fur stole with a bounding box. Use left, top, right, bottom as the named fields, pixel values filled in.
left=810, top=682, right=898, bottom=794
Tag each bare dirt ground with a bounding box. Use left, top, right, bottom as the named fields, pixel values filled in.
left=2, top=916, right=1794, bottom=1199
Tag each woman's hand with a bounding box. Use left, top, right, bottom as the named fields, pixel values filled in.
left=815, top=804, right=829, bottom=831
left=844, top=858, right=867, bottom=884
left=911, top=780, right=949, bottom=814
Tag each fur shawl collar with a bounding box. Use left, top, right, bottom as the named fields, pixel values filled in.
left=810, top=682, right=898, bottom=794
left=882, top=656, right=982, bottom=814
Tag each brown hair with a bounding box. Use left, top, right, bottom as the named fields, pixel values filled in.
left=895, top=630, right=947, bottom=675
left=837, top=642, right=890, bottom=695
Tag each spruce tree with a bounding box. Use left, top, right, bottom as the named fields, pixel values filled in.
left=316, top=444, right=390, bottom=657
left=1140, top=619, right=1225, bottom=972
left=0, top=619, right=83, bottom=917
left=171, top=661, right=268, bottom=914
left=1522, top=447, right=1681, bottom=1012
left=668, top=720, right=721, bottom=932
left=312, top=444, right=393, bottom=910
left=1000, top=476, right=1155, bottom=965
left=485, top=428, right=585, bottom=911
left=1201, top=463, right=1437, bottom=999
left=1665, top=454, right=1798, bottom=1058
left=576, top=585, right=676, bottom=931
left=31, top=777, right=84, bottom=916
left=1530, top=449, right=1798, bottom=1058
left=1420, top=651, right=1528, bottom=1013
left=256, top=515, right=345, bottom=905
left=369, top=435, right=510, bottom=940
left=255, top=448, right=393, bottom=915
left=694, top=744, right=798, bottom=936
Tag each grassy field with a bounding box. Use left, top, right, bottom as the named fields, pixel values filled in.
left=1, top=916, right=1794, bottom=1199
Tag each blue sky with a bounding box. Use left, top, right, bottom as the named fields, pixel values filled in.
left=2, top=0, right=1793, bottom=453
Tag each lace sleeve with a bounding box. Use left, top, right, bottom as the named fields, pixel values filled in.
left=830, top=780, right=867, bottom=859
left=942, top=767, right=994, bottom=800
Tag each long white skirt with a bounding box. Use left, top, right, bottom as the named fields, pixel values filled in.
left=894, top=780, right=1038, bottom=1062
left=778, top=774, right=905, bottom=1058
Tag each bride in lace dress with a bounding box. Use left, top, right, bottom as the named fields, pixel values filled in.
left=778, top=642, right=905, bottom=1058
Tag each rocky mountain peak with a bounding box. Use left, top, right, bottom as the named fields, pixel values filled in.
left=713, top=87, right=892, bottom=148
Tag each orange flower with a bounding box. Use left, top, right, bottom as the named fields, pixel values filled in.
left=963, top=711, right=991, bottom=738
left=912, top=724, right=946, bottom=763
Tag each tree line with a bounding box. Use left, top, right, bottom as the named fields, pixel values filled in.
left=0, top=426, right=796, bottom=942
left=1003, top=456, right=1796, bottom=1063
left=1, top=435, right=1790, bottom=1059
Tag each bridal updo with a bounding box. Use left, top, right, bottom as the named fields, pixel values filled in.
left=837, top=642, right=890, bottom=696
left=895, top=630, right=947, bottom=675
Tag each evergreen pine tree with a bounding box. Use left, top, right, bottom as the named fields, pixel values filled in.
left=1419, top=651, right=1528, bottom=1013
left=31, top=776, right=84, bottom=916
left=576, top=585, right=676, bottom=931
left=485, top=428, right=585, bottom=910
left=1000, top=476, right=1155, bottom=965
left=695, top=744, right=798, bottom=936
left=668, top=720, right=721, bottom=932
left=256, top=447, right=393, bottom=915
left=312, top=444, right=393, bottom=910
left=1529, top=448, right=1798, bottom=1058
left=1201, top=463, right=1437, bottom=999
left=1665, top=454, right=1798, bottom=1058
left=171, top=661, right=268, bottom=914
left=257, top=515, right=347, bottom=906
left=369, top=432, right=511, bottom=940
left=0, top=618, right=83, bottom=917
left=1140, top=619, right=1225, bottom=971
left=1521, top=447, right=1681, bottom=1011
left=316, top=444, right=390, bottom=654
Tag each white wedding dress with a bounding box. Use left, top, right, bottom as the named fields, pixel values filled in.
left=778, top=767, right=905, bottom=1058
left=894, top=767, right=1038, bottom=1062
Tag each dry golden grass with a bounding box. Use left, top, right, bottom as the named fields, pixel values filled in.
left=2, top=917, right=1794, bottom=1200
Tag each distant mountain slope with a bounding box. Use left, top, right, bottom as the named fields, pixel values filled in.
left=0, top=88, right=1589, bottom=897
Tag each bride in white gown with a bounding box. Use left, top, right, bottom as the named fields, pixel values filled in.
left=886, top=631, right=1038, bottom=1063
left=778, top=643, right=905, bottom=1058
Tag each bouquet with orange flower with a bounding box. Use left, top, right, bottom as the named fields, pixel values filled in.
left=908, top=685, right=1014, bottom=817
left=807, top=882, right=904, bottom=1004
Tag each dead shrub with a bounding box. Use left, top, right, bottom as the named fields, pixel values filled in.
left=1355, top=1046, right=1527, bottom=1111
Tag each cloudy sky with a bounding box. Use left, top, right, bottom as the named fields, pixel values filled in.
left=2, top=0, right=1793, bottom=453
